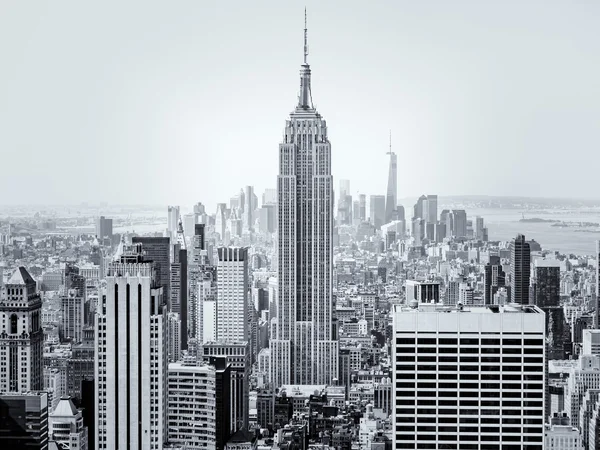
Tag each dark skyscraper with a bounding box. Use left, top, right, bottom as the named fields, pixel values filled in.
left=532, top=260, right=560, bottom=307
left=0, top=392, right=48, bottom=449
left=95, top=216, right=113, bottom=240
left=132, top=236, right=171, bottom=307
left=370, top=195, right=386, bottom=230
left=484, top=256, right=506, bottom=304
left=510, top=234, right=531, bottom=304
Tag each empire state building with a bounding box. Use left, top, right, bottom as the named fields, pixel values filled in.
left=271, top=12, right=338, bottom=386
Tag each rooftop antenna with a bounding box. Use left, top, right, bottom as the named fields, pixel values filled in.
left=304, top=7, right=308, bottom=65
left=387, top=130, right=393, bottom=155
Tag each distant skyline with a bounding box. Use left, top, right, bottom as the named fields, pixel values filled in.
left=1, top=1, right=599, bottom=207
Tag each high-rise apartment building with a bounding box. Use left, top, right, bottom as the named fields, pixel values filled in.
left=511, top=233, right=531, bottom=304
left=132, top=236, right=171, bottom=308
left=170, top=242, right=188, bottom=350
left=392, top=303, right=545, bottom=448
left=95, top=247, right=167, bottom=450
left=167, top=312, right=181, bottom=363
left=216, top=247, right=248, bottom=342
left=0, top=267, right=43, bottom=393
left=385, top=138, right=397, bottom=225
left=370, top=195, right=386, bottom=230
left=167, top=359, right=217, bottom=449
left=271, top=14, right=338, bottom=386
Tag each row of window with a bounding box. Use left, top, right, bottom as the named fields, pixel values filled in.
left=397, top=337, right=544, bottom=346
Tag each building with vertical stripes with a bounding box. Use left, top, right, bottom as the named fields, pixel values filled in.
left=95, top=246, right=167, bottom=450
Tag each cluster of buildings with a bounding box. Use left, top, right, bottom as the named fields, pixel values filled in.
left=2, top=12, right=600, bottom=450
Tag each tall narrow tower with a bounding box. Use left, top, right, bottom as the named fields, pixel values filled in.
left=385, top=131, right=397, bottom=225
left=271, top=10, right=338, bottom=386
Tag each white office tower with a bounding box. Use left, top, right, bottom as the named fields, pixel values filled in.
left=167, top=312, right=181, bottom=362
left=167, top=205, right=180, bottom=240
left=167, top=359, right=216, bottom=450
left=392, top=303, right=546, bottom=449
left=95, top=248, right=167, bottom=450
left=216, top=247, right=248, bottom=341
left=271, top=13, right=338, bottom=387
left=49, top=396, right=88, bottom=450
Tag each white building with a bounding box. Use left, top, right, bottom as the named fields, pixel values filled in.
left=95, top=251, right=167, bottom=450
left=270, top=17, right=338, bottom=387
left=49, top=396, right=88, bottom=450
left=167, top=359, right=216, bottom=450
left=392, top=303, right=545, bottom=448
left=565, top=355, right=600, bottom=428
left=216, top=247, right=248, bottom=342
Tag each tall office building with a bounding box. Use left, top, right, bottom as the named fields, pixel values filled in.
left=532, top=259, right=560, bottom=307
left=271, top=13, right=338, bottom=386
left=167, top=205, right=180, bottom=240
left=413, top=195, right=426, bottom=220
left=385, top=135, right=397, bottom=226
left=0, top=267, right=43, bottom=393
left=215, top=203, right=228, bottom=241
left=484, top=256, right=506, bottom=304
left=132, top=236, right=171, bottom=309
left=370, top=195, right=386, bottom=230
left=337, top=180, right=352, bottom=226
left=95, top=246, right=167, bottom=450
left=95, top=216, right=113, bottom=241
left=452, top=209, right=468, bottom=238
left=359, top=194, right=367, bottom=221
left=216, top=247, right=249, bottom=342
left=423, top=194, right=438, bottom=224
left=244, top=185, right=255, bottom=231
left=0, top=392, right=49, bottom=449
left=511, top=233, right=531, bottom=304
left=262, top=188, right=277, bottom=205
left=396, top=204, right=405, bottom=222
left=60, top=289, right=85, bottom=343
left=475, top=216, right=485, bottom=240
left=392, top=303, right=545, bottom=448
left=167, top=312, right=181, bottom=363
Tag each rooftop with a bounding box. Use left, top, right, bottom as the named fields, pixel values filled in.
left=394, top=303, right=542, bottom=315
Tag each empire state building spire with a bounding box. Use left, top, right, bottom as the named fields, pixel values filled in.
left=298, top=8, right=313, bottom=110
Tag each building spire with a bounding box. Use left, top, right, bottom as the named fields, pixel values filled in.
left=297, top=7, right=313, bottom=109
left=304, top=7, right=308, bottom=65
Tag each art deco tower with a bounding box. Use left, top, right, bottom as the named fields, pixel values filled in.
left=271, top=11, right=338, bottom=386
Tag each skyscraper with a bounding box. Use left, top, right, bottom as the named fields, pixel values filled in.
left=244, top=185, right=255, bottom=231
left=167, top=205, right=180, bottom=240
left=511, top=233, right=531, bottom=304
left=132, top=236, right=171, bottom=308
left=60, top=289, right=85, bottom=343
left=425, top=194, right=437, bottom=224
left=596, top=240, right=600, bottom=328
left=359, top=194, right=367, bottom=221
left=0, top=392, right=49, bottom=449
left=0, top=267, right=43, bottom=393
left=484, top=255, right=506, bottom=305
left=369, top=195, right=386, bottom=230
left=95, top=216, right=113, bottom=241
left=95, top=246, right=167, bottom=450
left=385, top=134, right=397, bottom=226
left=532, top=259, right=561, bottom=307
left=216, top=247, right=248, bottom=342
left=271, top=12, right=338, bottom=386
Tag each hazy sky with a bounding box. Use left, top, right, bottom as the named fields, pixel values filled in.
left=1, top=1, right=599, bottom=210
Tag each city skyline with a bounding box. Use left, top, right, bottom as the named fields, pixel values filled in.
left=1, top=1, right=599, bottom=206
